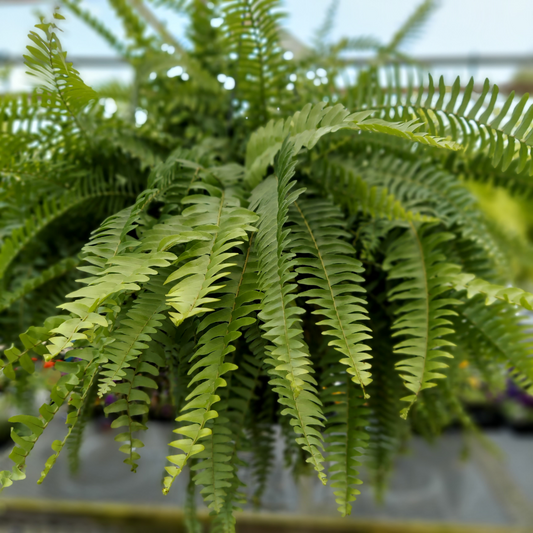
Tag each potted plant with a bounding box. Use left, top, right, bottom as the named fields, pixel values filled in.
left=1, top=1, right=533, bottom=531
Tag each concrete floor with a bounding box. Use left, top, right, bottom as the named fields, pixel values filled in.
left=1, top=416, right=533, bottom=530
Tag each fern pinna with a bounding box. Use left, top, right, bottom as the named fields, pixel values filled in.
left=2, top=1, right=533, bottom=530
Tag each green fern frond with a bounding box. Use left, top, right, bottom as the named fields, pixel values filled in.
left=164, top=189, right=257, bottom=326
left=188, top=254, right=262, bottom=516
left=184, top=466, right=203, bottom=533
left=163, top=238, right=259, bottom=496
left=384, top=224, right=459, bottom=418
left=321, top=346, right=369, bottom=516
left=362, top=69, right=533, bottom=178
left=46, top=200, right=174, bottom=359
left=250, top=139, right=327, bottom=484
left=310, top=159, right=432, bottom=223
left=98, top=271, right=169, bottom=396
left=209, top=332, right=266, bottom=531
left=38, top=350, right=104, bottom=483
left=351, top=154, right=508, bottom=273
left=454, top=296, right=533, bottom=393
left=448, top=270, right=533, bottom=310
left=163, top=319, right=200, bottom=414
left=246, top=102, right=460, bottom=187
left=290, top=198, right=372, bottom=393
left=105, top=338, right=165, bottom=471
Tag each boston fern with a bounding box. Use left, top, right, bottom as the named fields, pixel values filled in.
left=2, top=0, right=533, bottom=527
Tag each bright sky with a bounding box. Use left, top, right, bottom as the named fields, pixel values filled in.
left=1, top=0, right=532, bottom=90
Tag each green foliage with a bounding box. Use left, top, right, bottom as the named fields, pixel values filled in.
left=2, top=2, right=533, bottom=531
left=384, top=224, right=459, bottom=418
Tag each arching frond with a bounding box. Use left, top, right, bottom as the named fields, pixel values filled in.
left=360, top=69, right=533, bottom=179
left=454, top=296, right=533, bottom=393
left=246, top=102, right=460, bottom=187
left=37, top=350, right=104, bottom=483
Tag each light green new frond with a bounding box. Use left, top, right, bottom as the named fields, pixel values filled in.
left=321, top=347, right=369, bottom=516
left=46, top=209, right=174, bottom=360
left=245, top=102, right=460, bottom=187
left=164, top=188, right=257, bottom=327
left=43, top=185, right=178, bottom=360
left=250, top=139, right=327, bottom=484
left=384, top=224, right=459, bottom=418
left=24, top=12, right=98, bottom=119
left=163, top=240, right=260, bottom=496
left=98, top=272, right=169, bottom=396
left=290, top=199, right=372, bottom=393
